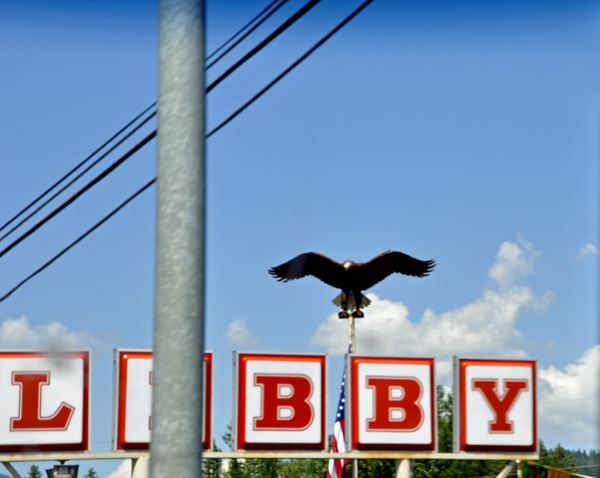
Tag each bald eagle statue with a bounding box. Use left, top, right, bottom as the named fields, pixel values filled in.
left=269, top=251, right=435, bottom=318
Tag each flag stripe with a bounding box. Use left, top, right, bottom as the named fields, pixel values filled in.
left=328, top=365, right=349, bottom=478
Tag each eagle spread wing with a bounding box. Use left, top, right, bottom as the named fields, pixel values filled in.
left=356, top=251, right=435, bottom=291
left=268, top=252, right=346, bottom=288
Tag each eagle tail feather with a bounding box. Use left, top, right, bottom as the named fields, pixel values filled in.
left=332, top=292, right=372, bottom=310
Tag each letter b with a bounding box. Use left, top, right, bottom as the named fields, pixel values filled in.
left=366, top=377, right=424, bottom=432
left=253, top=374, right=314, bottom=431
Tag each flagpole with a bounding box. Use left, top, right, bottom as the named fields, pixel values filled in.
left=348, top=314, right=357, bottom=478
left=348, top=315, right=355, bottom=354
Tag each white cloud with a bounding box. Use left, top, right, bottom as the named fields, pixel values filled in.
left=489, top=234, right=539, bottom=289
left=575, top=243, right=598, bottom=258
left=107, top=459, right=131, bottom=478
left=0, top=316, right=116, bottom=353
left=538, top=345, right=600, bottom=447
left=310, top=237, right=552, bottom=382
left=221, top=318, right=260, bottom=347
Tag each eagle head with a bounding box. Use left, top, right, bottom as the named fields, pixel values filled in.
left=343, top=261, right=355, bottom=271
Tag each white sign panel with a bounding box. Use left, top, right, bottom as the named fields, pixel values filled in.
left=113, top=350, right=212, bottom=451
left=347, top=356, right=436, bottom=451
left=0, top=351, right=89, bottom=452
left=234, top=352, right=326, bottom=451
left=454, top=358, right=537, bottom=452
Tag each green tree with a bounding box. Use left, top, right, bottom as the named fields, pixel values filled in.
left=539, top=441, right=579, bottom=473
left=357, top=457, right=396, bottom=478
left=279, top=458, right=329, bottom=477
left=83, top=468, right=99, bottom=478
left=26, top=465, right=42, bottom=478
left=203, top=440, right=222, bottom=478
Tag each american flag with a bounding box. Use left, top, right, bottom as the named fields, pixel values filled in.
left=327, top=369, right=350, bottom=477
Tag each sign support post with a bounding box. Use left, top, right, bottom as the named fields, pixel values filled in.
left=345, top=312, right=415, bottom=478
left=151, top=1, right=206, bottom=477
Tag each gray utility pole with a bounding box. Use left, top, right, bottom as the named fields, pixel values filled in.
left=150, top=0, right=206, bottom=477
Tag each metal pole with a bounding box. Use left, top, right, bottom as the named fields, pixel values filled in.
left=150, top=0, right=205, bottom=477
left=349, top=314, right=357, bottom=477
left=348, top=315, right=355, bottom=353
left=2, top=463, right=22, bottom=478
left=132, top=458, right=150, bottom=478
left=496, top=460, right=517, bottom=478
left=395, top=459, right=413, bottom=478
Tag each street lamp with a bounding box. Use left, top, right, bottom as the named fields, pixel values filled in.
left=45, top=464, right=78, bottom=478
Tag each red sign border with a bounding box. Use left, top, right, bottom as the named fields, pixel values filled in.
left=113, top=350, right=213, bottom=451
left=348, top=356, right=436, bottom=452
left=0, top=351, right=90, bottom=453
left=234, top=352, right=327, bottom=451
left=456, top=358, right=537, bottom=453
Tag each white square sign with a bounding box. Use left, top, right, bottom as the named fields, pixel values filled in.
left=234, top=352, right=326, bottom=451
left=454, top=358, right=537, bottom=452
left=113, top=350, right=212, bottom=451
left=0, top=351, right=89, bottom=452
left=347, top=356, right=436, bottom=451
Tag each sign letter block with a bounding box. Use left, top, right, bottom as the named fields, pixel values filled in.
left=348, top=356, right=436, bottom=451
left=234, top=353, right=326, bottom=451
left=113, top=350, right=212, bottom=451
left=453, top=358, right=537, bottom=453
left=0, top=351, right=89, bottom=452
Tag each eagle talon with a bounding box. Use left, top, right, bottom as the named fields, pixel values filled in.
left=353, top=309, right=364, bottom=318
left=339, top=311, right=349, bottom=318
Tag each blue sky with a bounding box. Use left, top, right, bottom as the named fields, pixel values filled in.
left=0, top=1, right=598, bottom=476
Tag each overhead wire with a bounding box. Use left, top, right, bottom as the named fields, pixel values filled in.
left=0, top=179, right=156, bottom=304
left=0, top=0, right=289, bottom=239
left=206, top=0, right=282, bottom=61
left=0, top=109, right=156, bottom=245
left=207, top=0, right=321, bottom=93
left=208, top=0, right=375, bottom=137
left=0, top=0, right=317, bottom=248
left=0, top=0, right=376, bottom=301
left=0, top=131, right=156, bottom=261
left=0, top=102, right=156, bottom=235
left=205, top=0, right=289, bottom=69
left=0, top=0, right=324, bottom=257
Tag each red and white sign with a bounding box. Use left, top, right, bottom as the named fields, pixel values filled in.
left=347, top=356, right=436, bottom=451
left=454, top=358, right=537, bottom=453
left=0, top=351, right=90, bottom=452
left=113, top=350, right=212, bottom=451
left=234, top=352, right=326, bottom=451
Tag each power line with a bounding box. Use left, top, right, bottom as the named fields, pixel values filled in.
left=539, top=397, right=600, bottom=404
left=206, top=0, right=282, bottom=62
left=206, top=0, right=289, bottom=69
left=207, top=0, right=376, bottom=137
left=0, top=1, right=288, bottom=238
left=207, top=0, right=321, bottom=93
left=0, top=0, right=323, bottom=250
left=0, top=179, right=156, bottom=304
left=0, top=1, right=376, bottom=299
left=0, top=131, right=156, bottom=261
left=2, top=1, right=311, bottom=244
left=0, top=102, right=156, bottom=235
left=0, top=109, right=156, bottom=245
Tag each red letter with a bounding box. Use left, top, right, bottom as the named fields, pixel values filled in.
left=11, top=372, right=75, bottom=431
left=472, top=379, right=528, bottom=433
left=366, top=377, right=423, bottom=432
left=253, top=374, right=314, bottom=431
